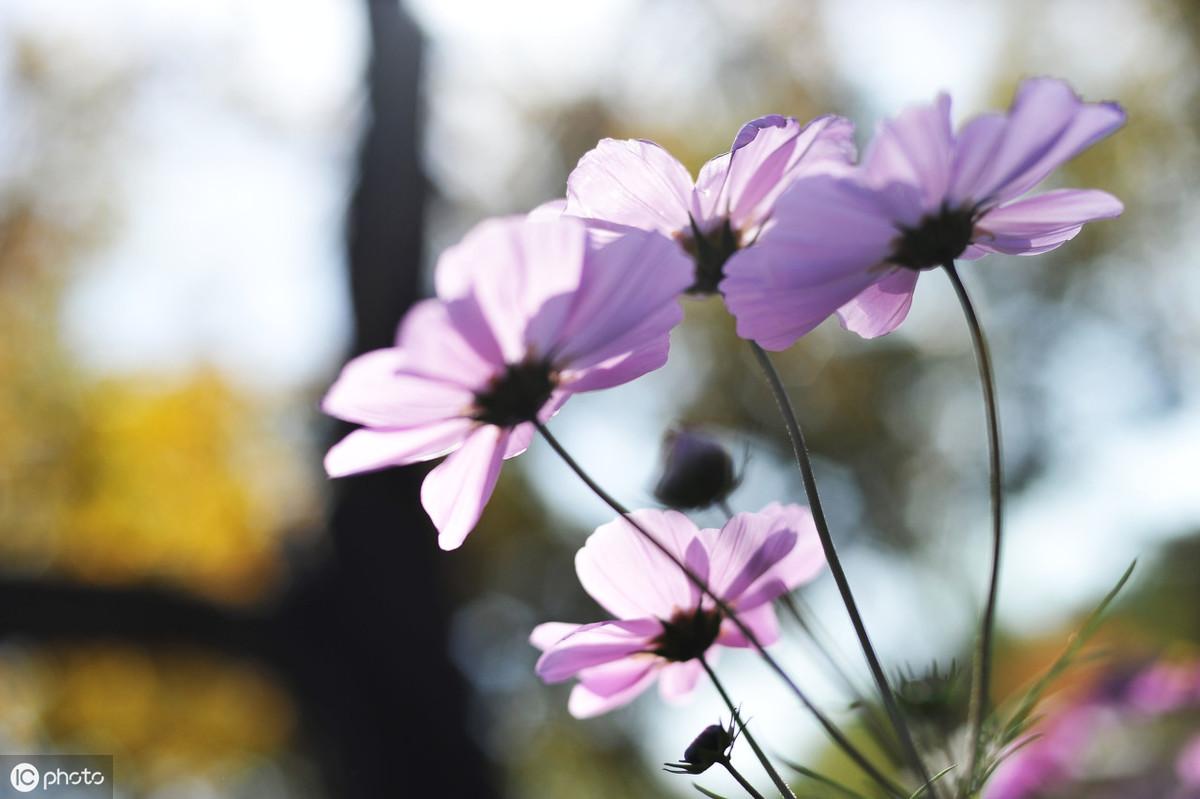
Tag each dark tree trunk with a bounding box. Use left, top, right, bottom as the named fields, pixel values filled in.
left=0, top=2, right=499, bottom=797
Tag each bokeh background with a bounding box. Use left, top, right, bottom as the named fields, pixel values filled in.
left=0, top=0, right=1196, bottom=796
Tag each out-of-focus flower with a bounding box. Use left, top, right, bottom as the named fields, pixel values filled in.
left=987, top=658, right=1200, bottom=799
left=564, top=115, right=856, bottom=294
left=322, top=216, right=692, bottom=550
left=663, top=720, right=738, bottom=775
left=1126, top=660, right=1200, bottom=714
left=653, top=429, right=739, bottom=511
left=722, top=78, right=1125, bottom=349
left=530, top=504, right=824, bottom=717
left=1177, top=734, right=1200, bottom=788
left=986, top=704, right=1106, bottom=799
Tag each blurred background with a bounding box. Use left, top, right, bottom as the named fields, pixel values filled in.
left=0, top=0, right=1196, bottom=796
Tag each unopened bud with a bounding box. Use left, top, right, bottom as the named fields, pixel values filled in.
left=896, top=660, right=966, bottom=734
left=663, top=722, right=736, bottom=775
left=654, top=429, right=738, bottom=510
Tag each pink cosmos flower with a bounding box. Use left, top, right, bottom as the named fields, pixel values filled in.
left=1126, top=660, right=1200, bottom=714
left=721, top=78, right=1126, bottom=349
left=323, top=215, right=692, bottom=550
left=985, top=704, right=1107, bottom=799
left=1177, top=734, right=1200, bottom=788
left=531, top=503, right=824, bottom=717
left=564, top=114, right=857, bottom=294
left=986, top=658, right=1200, bottom=798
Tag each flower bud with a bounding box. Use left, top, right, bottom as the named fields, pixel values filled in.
left=663, top=722, right=736, bottom=775
left=654, top=429, right=738, bottom=510
left=896, top=660, right=966, bottom=735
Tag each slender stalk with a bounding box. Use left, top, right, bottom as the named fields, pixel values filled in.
left=699, top=657, right=796, bottom=799
left=748, top=343, right=935, bottom=794
left=534, top=421, right=906, bottom=799
left=942, top=262, right=1004, bottom=789
left=780, top=596, right=901, bottom=767
left=722, top=761, right=768, bottom=799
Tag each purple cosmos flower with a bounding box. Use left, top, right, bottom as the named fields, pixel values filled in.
left=1177, top=734, right=1200, bottom=788
left=322, top=215, right=692, bottom=550
left=721, top=78, right=1126, bottom=349
left=530, top=503, right=824, bottom=717
left=564, top=114, right=856, bottom=294
left=987, top=658, right=1200, bottom=798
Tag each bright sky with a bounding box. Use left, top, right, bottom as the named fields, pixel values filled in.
left=0, top=0, right=366, bottom=392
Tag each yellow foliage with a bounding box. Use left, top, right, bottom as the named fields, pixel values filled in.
left=0, top=644, right=295, bottom=786
left=0, top=207, right=321, bottom=604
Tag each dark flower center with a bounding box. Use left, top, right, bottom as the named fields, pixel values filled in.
left=678, top=217, right=740, bottom=295
left=651, top=606, right=723, bottom=662
left=889, top=204, right=977, bottom=270
left=472, top=359, right=556, bottom=428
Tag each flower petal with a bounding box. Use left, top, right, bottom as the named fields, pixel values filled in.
left=973, top=189, right=1123, bottom=255
left=720, top=174, right=899, bottom=350
left=322, top=347, right=478, bottom=428
left=947, top=112, right=1007, bottom=207
left=722, top=114, right=857, bottom=232
left=717, top=603, right=782, bottom=648
left=420, top=424, right=509, bottom=550
left=552, top=227, right=691, bottom=369
left=658, top=660, right=704, bottom=703
left=702, top=511, right=796, bottom=606
left=324, top=419, right=474, bottom=477
left=394, top=298, right=504, bottom=384
left=576, top=509, right=704, bottom=619
left=565, top=138, right=694, bottom=236
left=735, top=503, right=826, bottom=610
left=558, top=335, right=671, bottom=393
left=529, top=622, right=583, bottom=651
left=528, top=198, right=566, bottom=219
left=835, top=267, right=920, bottom=339
left=568, top=669, right=660, bottom=718
left=862, top=93, right=955, bottom=215
left=434, top=216, right=589, bottom=362
left=577, top=654, right=661, bottom=698
left=960, top=77, right=1125, bottom=206
left=692, top=151, right=732, bottom=224
left=534, top=618, right=662, bottom=683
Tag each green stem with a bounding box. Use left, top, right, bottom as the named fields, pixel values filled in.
left=722, top=761, right=768, bottom=799
left=699, top=657, right=796, bottom=799
left=780, top=596, right=901, bottom=767
left=748, top=342, right=934, bottom=794
left=534, top=421, right=906, bottom=799
left=942, top=262, right=1004, bottom=791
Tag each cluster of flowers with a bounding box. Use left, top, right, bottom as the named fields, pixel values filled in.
left=989, top=658, right=1200, bottom=798
left=322, top=75, right=1124, bottom=789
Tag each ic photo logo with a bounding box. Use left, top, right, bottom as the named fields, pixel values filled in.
left=9, top=764, right=38, bottom=793
left=1, top=756, right=110, bottom=797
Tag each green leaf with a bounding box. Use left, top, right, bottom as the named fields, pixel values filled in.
left=693, top=784, right=734, bottom=799
left=908, top=765, right=955, bottom=798
left=777, top=757, right=871, bottom=799
left=1001, top=560, right=1136, bottom=745
left=978, top=732, right=1045, bottom=786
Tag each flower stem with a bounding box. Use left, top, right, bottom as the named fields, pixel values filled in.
left=699, top=657, right=796, bottom=799
left=779, top=595, right=901, bottom=766
left=722, top=761, right=768, bottom=799
left=533, top=420, right=906, bottom=799
left=942, top=262, right=1004, bottom=789
left=748, top=342, right=935, bottom=794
